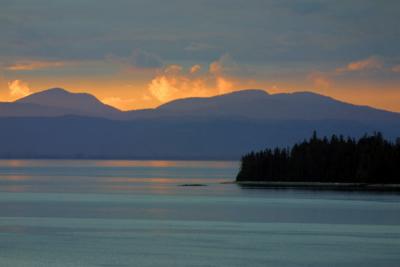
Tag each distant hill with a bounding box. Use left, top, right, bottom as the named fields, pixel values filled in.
left=0, top=88, right=399, bottom=159
left=1, top=88, right=120, bottom=118
left=1, top=88, right=399, bottom=122
left=0, top=115, right=399, bottom=160
left=153, top=89, right=400, bottom=121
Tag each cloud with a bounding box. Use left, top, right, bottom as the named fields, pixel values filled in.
left=106, top=49, right=163, bottom=71
left=148, top=55, right=239, bottom=103
left=164, top=64, right=183, bottom=74
left=337, top=56, right=384, bottom=73
left=308, top=72, right=332, bottom=90
left=1, top=1, right=400, bottom=68
left=5, top=60, right=68, bottom=71
left=209, top=54, right=241, bottom=75
left=392, top=65, right=400, bottom=73
left=215, top=76, right=234, bottom=94
left=8, top=80, right=32, bottom=98
left=128, top=49, right=164, bottom=69
left=190, top=64, right=202, bottom=74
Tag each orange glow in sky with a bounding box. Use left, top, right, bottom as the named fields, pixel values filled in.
left=1, top=1, right=399, bottom=113
left=1, top=57, right=400, bottom=113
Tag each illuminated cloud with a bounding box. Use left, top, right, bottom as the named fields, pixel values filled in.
left=337, top=56, right=384, bottom=73
left=5, top=60, right=68, bottom=71
left=308, top=72, right=332, bottom=90
left=8, top=80, right=32, bottom=98
left=190, top=64, right=202, bottom=74
left=0, top=1, right=398, bottom=112
left=209, top=54, right=240, bottom=75
left=215, top=77, right=234, bottom=94
left=164, top=64, right=183, bottom=74
left=148, top=55, right=239, bottom=103
left=148, top=75, right=181, bottom=102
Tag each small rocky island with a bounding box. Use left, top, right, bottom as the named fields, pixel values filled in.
left=237, top=132, right=400, bottom=189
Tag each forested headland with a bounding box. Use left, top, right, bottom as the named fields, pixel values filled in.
left=236, top=132, right=400, bottom=184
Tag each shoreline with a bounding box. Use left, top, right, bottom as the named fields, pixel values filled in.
left=234, top=181, right=400, bottom=192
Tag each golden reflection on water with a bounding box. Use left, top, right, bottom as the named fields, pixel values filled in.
left=0, top=160, right=237, bottom=194
left=3, top=160, right=26, bottom=167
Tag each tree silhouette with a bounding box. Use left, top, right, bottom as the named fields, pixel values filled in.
left=237, top=132, right=400, bottom=184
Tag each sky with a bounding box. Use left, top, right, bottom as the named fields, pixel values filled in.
left=0, top=0, right=400, bottom=111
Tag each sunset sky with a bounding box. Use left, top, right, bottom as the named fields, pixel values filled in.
left=0, top=0, right=399, bottom=111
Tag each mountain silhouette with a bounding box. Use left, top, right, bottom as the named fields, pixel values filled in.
left=13, top=88, right=120, bottom=118
left=1, top=88, right=399, bottom=122
left=154, top=89, right=400, bottom=121
left=0, top=88, right=399, bottom=159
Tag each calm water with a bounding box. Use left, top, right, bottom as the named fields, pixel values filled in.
left=0, top=160, right=399, bottom=267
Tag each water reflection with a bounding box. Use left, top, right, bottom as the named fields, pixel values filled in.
left=0, top=160, right=399, bottom=267
left=94, top=160, right=181, bottom=167
left=2, top=185, right=31, bottom=193
left=0, top=159, right=239, bottom=195
left=4, top=160, right=27, bottom=167
left=0, top=174, right=31, bottom=181
left=106, top=177, right=223, bottom=184
left=0, top=159, right=239, bottom=168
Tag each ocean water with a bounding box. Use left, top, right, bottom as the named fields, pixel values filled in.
left=0, top=160, right=399, bottom=267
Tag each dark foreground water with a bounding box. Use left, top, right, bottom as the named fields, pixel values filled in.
left=0, top=160, right=399, bottom=267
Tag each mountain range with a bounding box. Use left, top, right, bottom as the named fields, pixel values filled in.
left=2, top=88, right=400, bottom=121
left=0, top=88, right=399, bottom=159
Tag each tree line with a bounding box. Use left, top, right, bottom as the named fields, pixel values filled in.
left=236, top=132, right=400, bottom=184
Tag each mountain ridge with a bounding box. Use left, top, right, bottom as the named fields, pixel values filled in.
left=0, top=115, right=398, bottom=159
left=16, top=88, right=120, bottom=117
left=0, top=87, right=399, bottom=121
left=0, top=87, right=399, bottom=159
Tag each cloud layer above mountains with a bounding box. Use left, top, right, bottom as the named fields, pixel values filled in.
left=0, top=0, right=400, bottom=111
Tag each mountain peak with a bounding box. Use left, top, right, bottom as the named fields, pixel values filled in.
left=16, top=88, right=79, bottom=103
left=3, top=87, right=399, bottom=122
left=16, top=87, right=120, bottom=115
left=43, top=87, right=69, bottom=93
left=221, top=89, right=269, bottom=97
left=158, top=89, right=270, bottom=110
